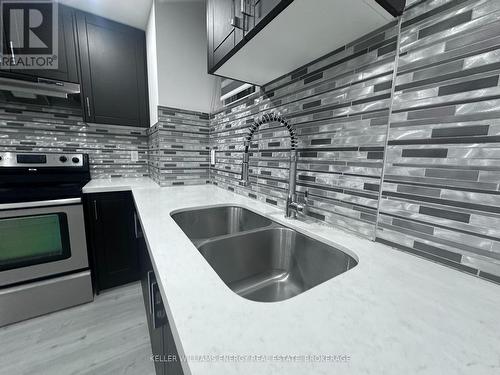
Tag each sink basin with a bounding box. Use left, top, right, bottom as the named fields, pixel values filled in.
left=171, top=205, right=272, bottom=241
left=198, top=227, right=357, bottom=302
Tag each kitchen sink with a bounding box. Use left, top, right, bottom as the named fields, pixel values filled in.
left=198, top=227, right=357, bottom=302
left=171, top=205, right=357, bottom=302
left=171, top=205, right=272, bottom=242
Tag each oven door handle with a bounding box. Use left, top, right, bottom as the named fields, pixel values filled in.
left=0, top=198, right=82, bottom=210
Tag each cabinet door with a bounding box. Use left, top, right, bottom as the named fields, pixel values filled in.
left=0, top=0, right=10, bottom=73
left=212, top=0, right=235, bottom=51
left=145, top=271, right=166, bottom=375
left=252, top=0, right=283, bottom=30
left=14, top=5, right=79, bottom=82
left=139, top=234, right=183, bottom=375
left=0, top=4, right=79, bottom=82
left=208, top=0, right=244, bottom=69
left=89, top=192, right=140, bottom=292
left=76, top=12, right=149, bottom=127
left=164, top=322, right=184, bottom=375
left=139, top=232, right=165, bottom=375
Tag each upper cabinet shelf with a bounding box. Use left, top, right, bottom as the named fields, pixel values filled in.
left=207, top=0, right=406, bottom=86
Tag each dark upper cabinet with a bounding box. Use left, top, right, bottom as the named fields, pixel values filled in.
left=212, top=0, right=237, bottom=49
left=247, top=0, right=282, bottom=34
left=0, top=2, right=9, bottom=74
left=76, top=12, right=149, bottom=128
left=207, top=0, right=244, bottom=69
left=85, top=191, right=140, bottom=292
left=0, top=4, right=79, bottom=83
left=207, top=0, right=406, bottom=85
left=207, top=0, right=291, bottom=75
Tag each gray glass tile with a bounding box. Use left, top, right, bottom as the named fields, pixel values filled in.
left=419, top=206, right=470, bottom=223
left=396, top=184, right=441, bottom=197
left=431, top=125, right=489, bottom=138
left=402, top=148, right=448, bottom=158
left=392, top=218, right=434, bottom=235
left=413, top=241, right=462, bottom=262
left=438, top=76, right=499, bottom=96
left=406, top=106, right=456, bottom=120
left=425, top=168, right=479, bottom=181
left=418, top=11, right=472, bottom=39
left=478, top=271, right=500, bottom=284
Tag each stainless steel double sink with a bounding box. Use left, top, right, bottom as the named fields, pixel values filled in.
left=171, top=206, right=357, bottom=303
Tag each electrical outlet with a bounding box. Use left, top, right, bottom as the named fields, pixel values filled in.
left=130, top=150, right=139, bottom=162
left=210, top=148, right=216, bottom=166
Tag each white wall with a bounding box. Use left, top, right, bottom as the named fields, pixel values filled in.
left=145, top=0, right=219, bottom=122
left=57, top=0, right=152, bottom=30
left=146, top=2, right=159, bottom=125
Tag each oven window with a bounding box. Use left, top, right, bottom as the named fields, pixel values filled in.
left=0, top=213, right=71, bottom=271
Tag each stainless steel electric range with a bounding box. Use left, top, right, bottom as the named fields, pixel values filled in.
left=0, top=152, right=93, bottom=327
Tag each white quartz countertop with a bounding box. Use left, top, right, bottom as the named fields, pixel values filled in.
left=82, top=177, right=158, bottom=193
left=132, top=185, right=500, bottom=375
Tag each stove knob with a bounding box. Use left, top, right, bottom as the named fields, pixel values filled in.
left=59, top=156, right=68, bottom=163
left=72, top=157, right=80, bottom=164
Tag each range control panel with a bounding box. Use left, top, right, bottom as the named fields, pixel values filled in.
left=0, top=153, right=85, bottom=168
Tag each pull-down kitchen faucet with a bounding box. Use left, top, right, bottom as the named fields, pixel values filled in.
left=240, top=112, right=308, bottom=218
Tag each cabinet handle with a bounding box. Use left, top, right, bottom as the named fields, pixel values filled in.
left=93, top=200, right=98, bottom=221
left=134, top=212, right=137, bottom=238
left=151, top=281, right=159, bottom=329
left=151, top=280, right=167, bottom=330
left=241, top=0, right=253, bottom=16
left=9, top=41, right=15, bottom=65
left=147, top=271, right=154, bottom=314
left=86, top=97, right=91, bottom=117
left=134, top=212, right=139, bottom=239
left=231, top=16, right=246, bottom=30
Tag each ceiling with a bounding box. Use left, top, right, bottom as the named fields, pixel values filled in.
left=57, top=0, right=154, bottom=29
left=57, top=0, right=205, bottom=30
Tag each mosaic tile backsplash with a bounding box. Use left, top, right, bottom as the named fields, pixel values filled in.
left=0, top=101, right=149, bottom=178
left=376, top=0, right=500, bottom=284
left=210, top=22, right=398, bottom=235
left=1, top=0, right=498, bottom=285
left=148, top=106, right=210, bottom=186
left=209, top=0, right=500, bottom=284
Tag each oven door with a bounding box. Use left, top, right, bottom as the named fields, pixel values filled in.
left=0, top=198, right=89, bottom=287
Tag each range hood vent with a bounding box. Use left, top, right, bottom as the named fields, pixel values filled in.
left=220, top=78, right=259, bottom=105
left=0, top=76, right=80, bottom=99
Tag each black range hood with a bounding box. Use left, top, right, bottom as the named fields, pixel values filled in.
left=0, top=73, right=81, bottom=108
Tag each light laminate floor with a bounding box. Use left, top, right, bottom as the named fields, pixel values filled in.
left=0, top=282, right=155, bottom=375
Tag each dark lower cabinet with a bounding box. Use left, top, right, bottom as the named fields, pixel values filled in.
left=85, top=191, right=182, bottom=374
left=139, top=235, right=184, bottom=375
left=84, top=191, right=140, bottom=293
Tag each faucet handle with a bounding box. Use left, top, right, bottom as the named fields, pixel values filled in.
left=302, top=189, right=311, bottom=204
left=298, top=190, right=311, bottom=216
